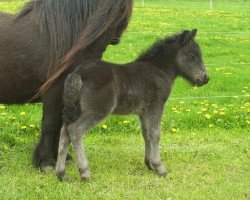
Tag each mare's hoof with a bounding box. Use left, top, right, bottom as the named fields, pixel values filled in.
left=33, top=156, right=56, bottom=171
left=41, top=165, right=55, bottom=172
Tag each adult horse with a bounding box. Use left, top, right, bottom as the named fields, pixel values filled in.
left=0, top=0, right=133, bottom=170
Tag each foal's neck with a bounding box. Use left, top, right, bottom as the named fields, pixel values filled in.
left=138, top=57, right=177, bottom=83
left=136, top=42, right=178, bottom=81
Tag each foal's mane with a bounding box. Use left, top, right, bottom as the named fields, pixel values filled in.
left=15, top=0, right=133, bottom=97
left=137, top=32, right=182, bottom=63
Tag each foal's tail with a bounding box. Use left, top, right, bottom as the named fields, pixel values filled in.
left=62, top=73, right=83, bottom=124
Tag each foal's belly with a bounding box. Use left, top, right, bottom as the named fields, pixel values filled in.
left=112, top=95, right=144, bottom=115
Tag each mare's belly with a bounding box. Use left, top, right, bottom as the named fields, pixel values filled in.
left=0, top=70, right=40, bottom=104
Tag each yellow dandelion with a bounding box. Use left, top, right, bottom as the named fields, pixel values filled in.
left=102, top=124, right=108, bottom=129
left=170, top=128, right=178, bottom=133
left=3, top=144, right=9, bottom=151
left=201, top=108, right=208, bottom=112
left=20, top=112, right=26, bottom=116
left=244, top=102, right=250, bottom=107
left=21, top=126, right=27, bottom=130
left=208, top=124, right=214, bottom=128
left=219, top=112, right=226, bottom=115
left=204, top=114, right=212, bottom=119
left=0, top=105, right=6, bottom=109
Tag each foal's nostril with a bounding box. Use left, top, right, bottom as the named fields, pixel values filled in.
left=203, top=74, right=210, bottom=83
left=110, top=38, right=120, bottom=45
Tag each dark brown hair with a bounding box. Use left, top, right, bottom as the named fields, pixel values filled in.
left=17, top=0, right=133, bottom=98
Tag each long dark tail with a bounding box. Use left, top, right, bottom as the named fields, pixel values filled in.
left=62, top=73, right=83, bottom=124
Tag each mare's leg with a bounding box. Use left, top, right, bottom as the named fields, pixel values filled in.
left=33, top=79, right=64, bottom=170
left=139, top=105, right=167, bottom=176
left=68, top=114, right=107, bottom=180
left=55, top=124, right=71, bottom=181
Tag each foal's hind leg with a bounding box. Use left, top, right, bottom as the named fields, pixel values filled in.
left=140, top=106, right=167, bottom=177
left=55, top=124, right=71, bottom=181
left=68, top=114, right=107, bottom=180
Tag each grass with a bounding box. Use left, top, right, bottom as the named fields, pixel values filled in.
left=0, top=0, right=250, bottom=199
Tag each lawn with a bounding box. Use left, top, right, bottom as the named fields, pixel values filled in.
left=0, top=0, right=250, bottom=199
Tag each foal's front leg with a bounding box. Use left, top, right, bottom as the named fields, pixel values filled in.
left=140, top=106, right=167, bottom=177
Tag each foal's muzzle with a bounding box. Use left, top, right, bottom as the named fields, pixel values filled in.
left=110, top=38, right=120, bottom=45
left=195, top=72, right=210, bottom=86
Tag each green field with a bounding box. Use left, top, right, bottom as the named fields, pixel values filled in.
left=0, top=0, right=250, bottom=199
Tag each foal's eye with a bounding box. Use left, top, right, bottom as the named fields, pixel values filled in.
left=187, top=54, right=195, bottom=60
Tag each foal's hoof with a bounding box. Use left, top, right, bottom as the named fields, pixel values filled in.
left=80, top=170, right=91, bottom=181
left=145, top=159, right=154, bottom=171
left=155, top=165, right=167, bottom=177
left=56, top=171, right=68, bottom=181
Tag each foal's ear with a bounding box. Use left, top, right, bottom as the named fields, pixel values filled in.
left=179, top=30, right=191, bottom=45
left=179, top=29, right=197, bottom=45
left=190, top=29, right=198, bottom=38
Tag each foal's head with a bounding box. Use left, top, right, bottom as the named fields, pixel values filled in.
left=138, top=29, right=209, bottom=86
left=174, top=29, right=209, bottom=86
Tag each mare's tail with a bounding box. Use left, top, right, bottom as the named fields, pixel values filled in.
left=62, top=73, right=83, bottom=124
